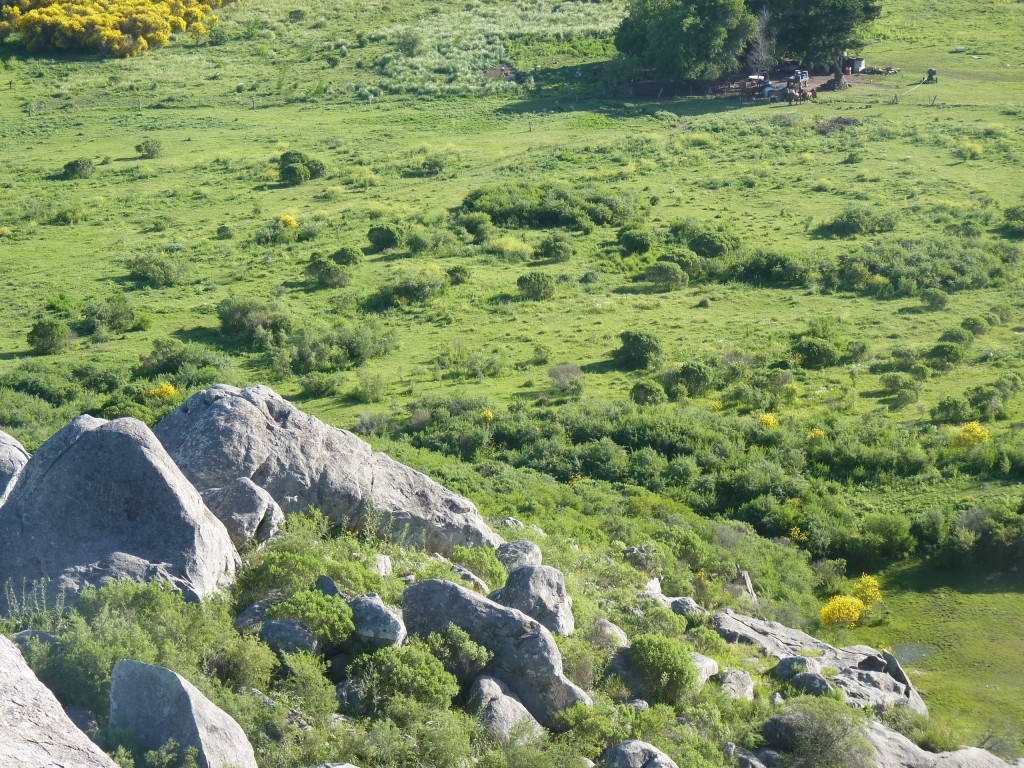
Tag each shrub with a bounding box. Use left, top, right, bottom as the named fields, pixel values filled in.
left=929, top=342, right=966, bottom=365
left=368, top=223, right=404, bottom=251
left=279, top=651, right=339, bottom=726
left=27, top=317, right=72, bottom=355
left=425, top=624, right=493, bottom=685
left=919, top=288, right=949, bottom=311
left=630, top=379, right=667, bottom=405
left=517, top=272, right=555, bottom=300
left=618, top=224, right=653, bottom=254
left=820, top=595, right=865, bottom=628
left=851, top=574, right=881, bottom=609
left=298, top=372, right=342, bottom=398
left=487, top=235, right=533, bottom=261
left=446, top=265, right=470, bottom=285
left=549, top=363, right=584, bottom=392
left=375, top=270, right=449, bottom=307
left=961, top=316, right=988, bottom=336
left=614, top=331, right=663, bottom=369
left=643, top=262, right=686, bottom=290
left=344, top=640, right=459, bottom=716
left=769, top=697, right=872, bottom=768
left=939, top=327, right=974, bottom=346
left=127, top=253, right=189, bottom=287
left=951, top=421, right=989, bottom=450
left=62, top=158, right=94, bottom=179
left=266, top=589, right=354, bottom=646
left=1003, top=205, right=1024, bottom=236
left=450, top=545, right=507, bottom=589
left=332, top=245, right=364, bottom=265
left=793, top=336, right=842, bottom=369
left=135, top=140, right=162, bottom=159
left=215, top=224, right=234, bottom=240
left=137, top=339, right=228, bottom=385
left=824, top=206, right=898, bottom=237
left=461, top=181, right=637, bottom=231
left=663, top=360, right=715, bottom=397
left=670, top=218, right=741, bottom=258
left=456, top=212, right=494, bottom=244
left=629, top=633, right=699, bottom=704
left=537, top=232, right=574, bottom=262
left=305, top=254, right=350, bottom=288
left=280, top=162, right=311, bottom=186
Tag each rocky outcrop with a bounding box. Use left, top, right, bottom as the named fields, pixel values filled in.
left=155, top=385, right=502, bottom=556
left=719, top=669, right=755, bottom=701
left=260, top=620, right=319, bottom=655
left=110, top=660, right=257, bottom=768
left=638, top=579, right=706, bottom=619
left=490, top=565, right=574, bottom=636
left=601, top=740, right=679, bottom=768
left=0, top=428, right=29, bottom=504
left=0, top=416, right=237, bottom=611
left=467, top=676, right=543, bottom=744
left=0, top=635, right=118, bottom=768
left=496, top=540, right=543, bottom=572
left=402, top=579, right=591, bottom=728
left=201, top=477, right=284, bottom=548
left=592, top=618, right=629, bottom=650
left=866, top=722, right=1012, bottom=768
left=713, top=610, right=926, bottom=715
left=348, top=593, right=406, bottom=648
left=691, top=652, right=720, bottom=685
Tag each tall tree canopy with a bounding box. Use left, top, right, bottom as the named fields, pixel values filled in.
left=765, top=0, right=881, bottom=70
left=614, top=0, right=757, bottom=82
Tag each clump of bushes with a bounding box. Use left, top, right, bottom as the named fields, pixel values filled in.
left=127, top=252, right=190, bottom=287
left=517, top=272, right=555, bottom=300
left=62, top=158, right=93, bottom=179
left=614, top=330, right=663, bottom=370
left=135, top=139, right=163, bottom=159
left=306, top=254, right=350, bottom=288
left=368, top=223, right=404, bottom=251
left=822, top=205, right=898, bottom=237
left=669, top=218, right=741, bottom=258
left=27, top=317, right=72, bottom=355
left=461, top=181, right=638, bottom=232
left=278, top=150, right=326, bottom=186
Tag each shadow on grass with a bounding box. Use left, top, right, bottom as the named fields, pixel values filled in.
left=170, top=325, right=226, bottom=347
left=581, top=359, right=620, bottom=375
left=884, top=559, right=1024, bottom=595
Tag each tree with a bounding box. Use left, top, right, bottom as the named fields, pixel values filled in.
left=615, top=0, right=757, bottom=82
left=615, top=330, right=664, bottom=369
left=763, top=0, right=881, bottom=87
left=744, top=6, right=776, bottom=78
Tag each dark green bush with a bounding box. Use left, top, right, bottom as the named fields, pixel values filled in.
left=939, top=327, right=974, bottom=346
left=135, top=140, right=163, bottom=159
left=629, top=633, right=699, bottom=704
left=425, top=624, right=493, bottom=685
left=368, top=223, right=404, bottom=251
left=446, top=265, right=470, bottom=285
left=961, top=316, right=989, bottom=336
left=374, top=270, right=449, bottom=307
left=614, top=330, right=663, bottom=369
left=281, top=162, right=311, bottom=186
left=823, top=206, right=898, bottom=237
left=663, top=360, right=715, bottom=397
left=617, top=224, right=653, bottom=254
left=331, top=245, right=364, bottom=265
left=537, top=232, right=574, bottom=262
left=62, top=158, right=94, bottom=179
left=305, top=255, right=350, bottom=288
left=643, top=262, right=686, bottom=289
left=344, top=640, right=459, bottom=717
left=929, top=342, right=967, bottom=365
left=461, top=182, right=637, bottom=231
left=920, top=288, right=949, bottom=310
left=27, top=317, right=72, bottom=355
left=456, top=212, right=494, bottom=244
left=1003, top=205, right=1024, bottom=236
left=517, top=272, right=556, bottom=300
left=266, top=589, right=355, bottom=646
left=768, top=696, right=872, bottom=768
left=298, top=372, right=342, bottom=398
left=670, top=218, right=741, bottom=258
left=630, top=379, right=667, bottom=405
left=127, top=253, right=189, bottom=287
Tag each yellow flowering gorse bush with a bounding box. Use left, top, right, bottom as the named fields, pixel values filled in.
left=820, top=594, right=866, bottom=628
left=759, top=412, right=779, bottom=428
left=0, top=0, right=230, bottom=57
left=952, top=421, right=989, bottom=450
left=279, top=214, right=300, bottom=229
left=144, top=382, right=180, bottom=399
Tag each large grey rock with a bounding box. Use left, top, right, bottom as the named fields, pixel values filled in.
left=713, top=610, right=926, bottom=716
left=691, top=652, right=719, bottom=685
left=723, top=743, right=768, bottom=768
left=790, top=671, right=833, bottom=696
left=0, top=428, right=29, bottom=504
left=719, top=669, right=755, bottom=701
left=670, top=596, right=708, bottom=618
left=0, top=416, right=237, bottom=612
left=490, top=565, right=574, bottom=636
left=154, top=385, right=502, bottom=556
left=592, top=618, right=629, bottom=650
left=467, top=675, right=543, bottom=744
left=201, top=477, right=284, bottom=548
left=348, top=593, right=406, bottom=648
left=0, top=635, right=117, bottom=768
left=601, top=740, right=679, bottom=768
left=260, top=620, right=320, bottom=655
left=866, top=722, right=1011, bottom=768
left=402, top=579, right=591, bottom=728
left=110, top=660, right=257, bottom=768
left=496, top=540, right=543, bottom=572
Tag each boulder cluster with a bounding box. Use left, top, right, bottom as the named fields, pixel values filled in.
left=0, top=384, right=1015, bottom=768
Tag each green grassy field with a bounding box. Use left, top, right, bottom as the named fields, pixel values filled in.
left=2, top=0, right=1024, bottom=755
